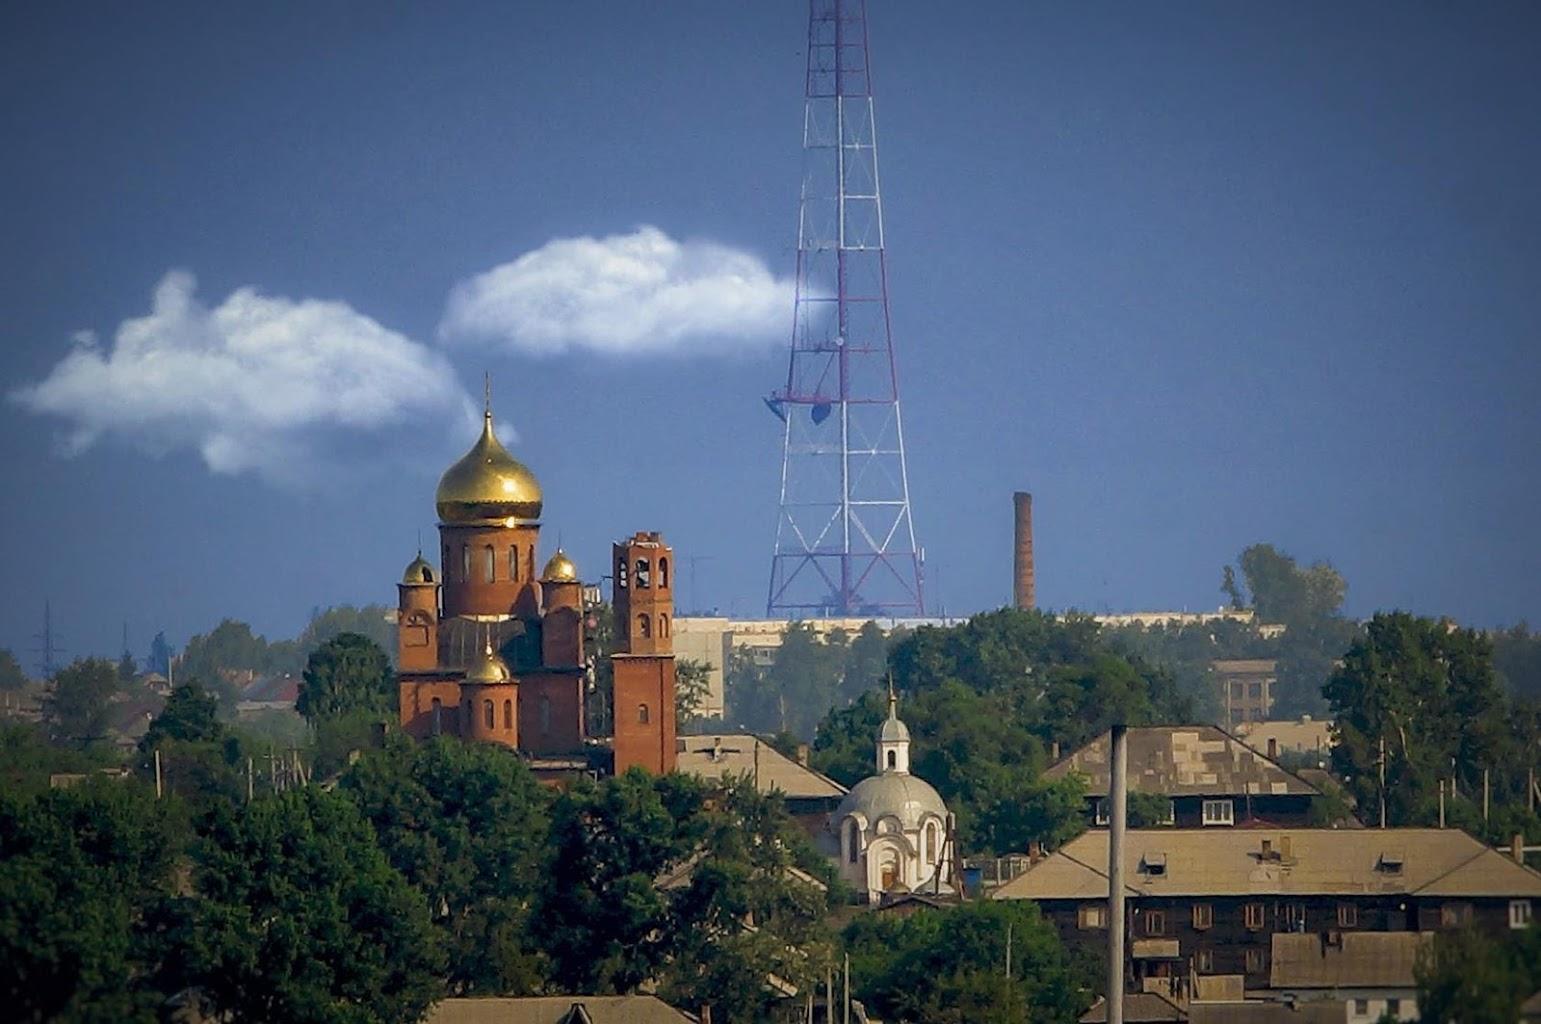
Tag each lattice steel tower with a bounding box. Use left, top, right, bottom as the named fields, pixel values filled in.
left=766, top=0, right=923, bottom=618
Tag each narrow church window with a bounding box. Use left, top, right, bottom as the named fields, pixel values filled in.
left=484, top=700, right=494, bottom=730
left=509, top=546, right=519, bottom=581
left=443, top=545, right=452, bottom=580
left=925, top=823, right=938, bottom=863
left=617, top=557, right=628, bottom=589
left=659, top=614, right=669, bottom=638
left=540, top=695, right=551, bottom=735
left=503, top=700, right=513, bottom=730
left=462, top=545, right=470, bottom=581
left=485, top=545, right=496, bottom=582
left=635, top=558, right=651, bottom=588
left=528, top=546, right=535, bottom=581
left=431, top=698, right=442, bottom=735
left=638, top=703, right=650, bottom=725
left=659, top=557, right=669, bottom=588
left=638, top=613, right=651, bottom=638
left=846, top=820, right=859, bottom=863
left=887, top=750, right=897, bottom=769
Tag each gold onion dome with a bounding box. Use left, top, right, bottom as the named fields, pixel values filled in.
left=465, top=643, right=513, bottom=686
left=436, top=410, right=543, bottom=525
left=402, top=553, right=436, bottom=585
left=541, top=549, right=579, bottom=583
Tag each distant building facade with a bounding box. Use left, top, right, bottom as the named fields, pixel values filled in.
left=393, top=397, right=676, bottom=777
left=1210, top=660, right=1277, bottom=728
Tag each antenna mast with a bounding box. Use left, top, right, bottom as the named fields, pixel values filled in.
left=31, top=599, right=64, bottom=678
left=766, top=0, right=924, bottom=618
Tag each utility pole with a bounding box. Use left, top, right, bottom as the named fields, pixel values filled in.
left=154, top=748, right=163, bottom=799
left=843, top=952, right=850, bottom=1024
left=1108, top=723, right=1128, bottom=1024
left=1439, top=779, right=1446, bottom=828
left=1378, top=735, right=1387, bottom=830
left=1484, top=769, right=1491, bottom=824
left=1004, top=920, right=1013, bottom=979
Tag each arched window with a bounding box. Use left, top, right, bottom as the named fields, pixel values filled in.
left=887, top=749, right=897, bottom=769
left=638, top=703, right=651, bottom=725
left=431, top=698, right=442, bottom=735
left=509, top=546, right=519, bottom=581
left=484, top=545, right=496, bottom=582
left=443, top=545, right=452, bottom=580
left=503, top=700, right=513, bottom=730
left=659, top=557, right=669, bottom=589
left=540, top=695, right=552, bottom=735
left=846, top=819, right=860, bottom=864
left=659, top=614, right=669, bottom=638
left=617, top=557, right=628, bottom=589
left=925, top=823, right=938, bottom=864
left=461, top=545, right=471, bottom=581
left=528, top=546, right=535, bottom=581
left=638, top=613, right=651, bottom=639
left=635, top=558, right=651, bottom=588
left=484, top=699, right=494, bottom=730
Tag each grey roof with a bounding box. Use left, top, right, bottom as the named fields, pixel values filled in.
left=1044, top=725, right=1320, bottom=799
left=835, top=771, right=947, bottom=829
left=677, top=734, right=846, bottom=800
left=1188, top=1004, right=1344, bottom=1024
left=424, top=996, right=695, bottom=1024
left=993, top=827, right=1541, bottom=900
left=879, top=715, right=910, bottom=743
left=1081, top=992, right=1187, bottom=1022
left=1269, top=931, right=1430, bottom=989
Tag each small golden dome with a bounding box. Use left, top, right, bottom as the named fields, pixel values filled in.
left=541, top=549, right=579, bottom=583
left=464, top=643, right=513, bottom=686
left=436, top=411, right=543, bottom=525
left=402, top=553, right=436, bottom=585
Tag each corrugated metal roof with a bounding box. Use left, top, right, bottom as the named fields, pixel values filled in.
left=678, top=734, right=847, bottom=800
left=992, top=828, right=1541, bottom=900
left=1269, top=931, right=1430, bottom=989
left=1044, top=726, right=1319, bottom=798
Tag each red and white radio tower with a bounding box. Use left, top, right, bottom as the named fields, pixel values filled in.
left=766, top=0, right=924, bottom=618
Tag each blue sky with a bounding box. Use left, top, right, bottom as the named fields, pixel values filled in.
left=2, top=1, right=1538, bottom=665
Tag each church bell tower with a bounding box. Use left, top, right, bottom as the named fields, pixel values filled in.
left=611, top=532, right=676, bottom=774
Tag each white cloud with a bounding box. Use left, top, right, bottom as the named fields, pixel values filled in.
left=13, top=271, right=478, bottom=487
left=438, top=225, right=795, bottom=355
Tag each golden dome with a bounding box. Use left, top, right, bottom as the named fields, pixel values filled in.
left=402, top=553, right=436, bottom=585
left=464, top=643, right=513, bottom=686
left=436, top=411, right=543, bottom=524
left=541, top=549, right=579, bottom=583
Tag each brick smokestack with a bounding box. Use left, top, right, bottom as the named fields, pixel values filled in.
left=1013, top=491, right=1035, bottom=610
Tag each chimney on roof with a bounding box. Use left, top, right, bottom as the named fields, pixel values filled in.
left=1514, top=834, right=1525, bottom=864
left=1267, top=738, right=1279, bottom=758
left=1013, top=491, right=1035, bottom=610
left=796, top=743, right=810, bottom=766
left=1051, top=740, right=1060, bottom=762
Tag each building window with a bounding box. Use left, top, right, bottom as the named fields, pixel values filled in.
left=638, top=613, right=651, bottom=639
left=509, top=547, right=519, bottom=580
left=503, top=700, right=513, bottom=730
left=617, top=557, right=628, bottom=589
left=635, top=558, right=651, bottom=588
left=1386, top=998, right=1401, bottom=1016
left=659, top=613, right=669, bottom=638
left=1201, top=799, right=1234, bottom=826
left=1248, top=682, right=1262, bottom=699
left=540, top=695, right=551, bottom=735
left=1353, top=999, right=1369, bottom=1016
left=925, top=823, right=938, bottom=863
left=886, top=750, right=897, bottom=769
left=1144, top=910, right=1166, bottom=936
left=1231, top=682, right=1245, bottom=699
left=846, top=819, right=859, bottom=864
left=659, top=556, right=669, bottom=588
left=1338, top=903, right=1358, bottom=928
left=1244, top=903, right=1265, bottom=930
left=430, top=698, right=442, bottom=735
left=638, top=703, right=650, bottom=725
left=462, top=545, right=470, bottom=581
left=1078, top=904, right=1107, bottom=929
left=1094, top=798, right=1109, bottom=826
left=527, top=545, right=534, bottom=582
left=1245, top=948, right=1265, bottom=974
left=1440, top=902, right=1473, bottom=928
left=1192, top=904, right=1213, bottom=930
left=1285, top=903, right=1307, bottom=931
left=1512, top=900, right=1533, bottom=929
left=1195, top=949, right=1214, bottom=974
left=484, top=545, right=495, bottom=582
left=483, top=700, right=494, bottom=730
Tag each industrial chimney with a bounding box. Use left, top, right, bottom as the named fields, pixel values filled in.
left=1013, top=491, right=1036, bottom=610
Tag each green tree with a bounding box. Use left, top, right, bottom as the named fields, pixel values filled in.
left=0, top=778, right=184, bottom=1024
left=1495, top=624, right=1541, bottom=699
left=176, top=787, right=442, bottom=1024
left=1326, top=613, right=1511, bottom=828
left=43, top=658, right=118, bottom=748
left=843, top=900, right=1093, bottom=1024
left=0, top=648, right=27, bottom=691
left=0, top=722, right=118, bottom=797
left=727, top=623, right=846, bottom=738
left=339, top=738, right=552, bottom=996
left=140, top=682, right=222, bottom=750
left=1416, top=927, right=1541, bottom=1023
left=677, top=657, right=712, bottom=731
left=840, top=621, right=890, bottom=705
left=136, top=681, right=250, bottom=812
left=297, top=632, right=393, bottom=723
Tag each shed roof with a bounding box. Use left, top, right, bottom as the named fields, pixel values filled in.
left=678, top=734, right=846, bottom=800
left=1044, top=726, right=1318, bottom=799
left=992, top=828, right=1541, bottom=900
left=424, top=996, right=695, bottom=1024
left=1269, top=931, right=1430, bottom=989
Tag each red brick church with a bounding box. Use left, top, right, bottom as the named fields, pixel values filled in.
left=394, top=393, right=676, bottom=776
